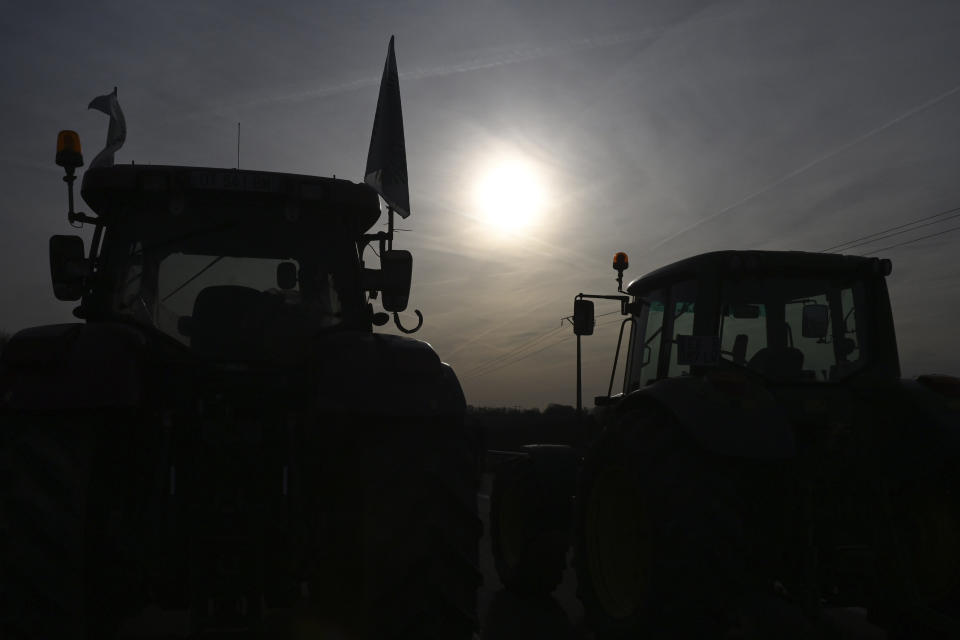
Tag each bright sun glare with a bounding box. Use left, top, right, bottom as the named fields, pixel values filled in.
left=473, top=160, right=545, bottom=234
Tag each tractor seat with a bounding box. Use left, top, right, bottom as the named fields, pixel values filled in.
left=186, top=285, right=271, bottom=360
left=747, top=346, right=804, bottom=381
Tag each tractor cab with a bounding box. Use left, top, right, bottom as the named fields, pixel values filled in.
left=574, top=250, right=901, bottom=410
left=50, top=154, right=415, bottom=362
left=620, top=251, right=900, bottom=392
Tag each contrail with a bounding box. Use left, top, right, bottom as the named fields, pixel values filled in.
left=646, top=80, right=960, bottom=254
left=221, top=30, right=662, bottom=114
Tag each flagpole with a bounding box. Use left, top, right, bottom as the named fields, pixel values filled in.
left=387, top=205, right=394, bottom=251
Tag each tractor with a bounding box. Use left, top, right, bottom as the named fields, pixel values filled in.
left=0, top=41, right=481, bottom=639
left=490, top=249, right=960, bottom=637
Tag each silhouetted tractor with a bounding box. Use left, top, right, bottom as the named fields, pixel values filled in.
left=0, top=47, right=480, bottom=640
left=490, top=249, right=960, bottom=637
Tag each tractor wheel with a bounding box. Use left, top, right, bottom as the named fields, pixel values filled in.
left=0, top=417, right=136, bottom=639
left=574, top=406, right=748, bottom=638
left=360, top=421, right=483, bottom=639
left=870, top=460, right=960, bottom=638
left=293, top=419, right=483, bottom=639
left=490, top=455, right=570, bottom=596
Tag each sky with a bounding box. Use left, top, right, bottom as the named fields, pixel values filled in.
left=1, top=0, right=959, bottom=408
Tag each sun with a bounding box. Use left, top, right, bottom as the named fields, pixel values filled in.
left=473, top=159, right=545, bottom=234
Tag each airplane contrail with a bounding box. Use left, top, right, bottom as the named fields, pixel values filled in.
left=646, top=80, right=960, bottom=254
left=215, top=30, right=663, bottom=115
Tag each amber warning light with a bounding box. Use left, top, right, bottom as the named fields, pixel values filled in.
left=613, top=252, right=629, bottom=272
left=613, top=251, right=629, bottom=292
left=56, top=130, right=84, bottom=170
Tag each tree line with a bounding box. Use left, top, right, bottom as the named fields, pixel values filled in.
left=467, top=403, right=600, bottom=452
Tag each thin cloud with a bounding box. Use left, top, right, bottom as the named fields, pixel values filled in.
left=217, top=30, right=663, bottom=114
left=646, top=80, right=960, bottom=254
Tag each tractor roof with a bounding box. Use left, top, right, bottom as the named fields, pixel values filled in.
left=626, top=250, right=885, bottom=295
left=80, top=164, right=382, bottom=234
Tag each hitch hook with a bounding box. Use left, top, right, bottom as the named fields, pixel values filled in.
left=393, top=309, right=423, bottom=334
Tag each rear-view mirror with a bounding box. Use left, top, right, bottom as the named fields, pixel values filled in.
left=573, top=299, right=595, bottom=336
left=730, top=304, right=761, bottom=319
left=49, top=235, right=87, bottom=301
left=276, top=261, right=297, bottom=290
left=802, top=304, right=829, bottom=339
left=380, top=249, right=412, bottom=312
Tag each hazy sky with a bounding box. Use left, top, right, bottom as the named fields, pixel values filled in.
left=2, top=0, right=959, bottom=408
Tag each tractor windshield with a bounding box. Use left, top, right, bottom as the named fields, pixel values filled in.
left=718, top=275, right=866, bottom=381
left=101, top=211, right=364, bottom=355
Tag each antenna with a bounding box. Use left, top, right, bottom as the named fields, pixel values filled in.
left=237, top=122, right=240, bottom=169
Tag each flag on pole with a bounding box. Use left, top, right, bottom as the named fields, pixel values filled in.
left=88, top=87, right=127, bottom=169
left=364, top=36, right=410, bottom=218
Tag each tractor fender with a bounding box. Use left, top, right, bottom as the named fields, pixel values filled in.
left=895, top=377, right=960, bottom=455
left=618, top=375, right=795, bottom=460
left=313, top=331, right=466, bottom=417
left=518, top=444, right=580, bottom=503
left=1, top=322, right=146, bottom=410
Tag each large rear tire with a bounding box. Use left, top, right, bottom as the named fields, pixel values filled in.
left=870, top=460, right=960, bottom=638
left=574, top=406, right=748, bottom=638
left=366, top=427, right=483, bottom=638
left=490, top=456, right=569, bottom=596
left=0, top=417, right=136, bottom=639
left=294, top=418, right=483, bottom=639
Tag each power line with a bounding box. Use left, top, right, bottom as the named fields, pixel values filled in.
left=651, top=81, right=960, bottom=256
left=596, top=309, right=623, bottom=318
left=460, top=325, right=566, bottom=377
left=463, top=317, right=625, bottom=380
left=465, top=313, right=625, bottom=379
left=465, top=330, right=570, bottom=378
left=822, top=205, right=960, bottom=253
left=463, top=200, right=960, bottom=382
left=831, top=210, right=960, bottom=253
left=461, top=308, right=627, bottom=379
left=863, top=224, right=960, bottom=255
left=468, top=334, right=574, bottom=379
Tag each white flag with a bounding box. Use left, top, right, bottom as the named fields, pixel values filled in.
left=364, top=36, right=410, bottom=218
left=88, top=87, right=127, bottom=169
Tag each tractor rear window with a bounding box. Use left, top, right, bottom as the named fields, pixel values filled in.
left=104, top=212, right=359, bottom=354
left=115, top=251, right=344, bottom=347
left=719, top=276, right=866, bottom=382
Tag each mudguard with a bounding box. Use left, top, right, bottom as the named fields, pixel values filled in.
left=0, top=322, right=145, bottom=410
left=519, top=444, right=579, bottom=497
left=896, top=377, right=960, bottom=455
left=619, top=374, right=796, bottom=460
left=312, top=331, right=466, bottom=417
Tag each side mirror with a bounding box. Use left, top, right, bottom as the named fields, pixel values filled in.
left=276, top=261, right=297, bottom=290
left=380, top=249, right=412, bottom=312
left=49, top=235, right=87, bottom=301
left=730, top=304, right=761, bottom=319
left=801, top=304, right=829, bottom=339
left=573, top=299, right=595, bottom=336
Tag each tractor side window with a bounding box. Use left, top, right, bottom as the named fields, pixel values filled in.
left=831, top=286, right=862, bottom=378
left=785, top=294, right=835, bottom=381
left=665, top=280, right=698, bottom=378
left=720, top=275, right=869, bottom=381
left=840, top=287, right=860, bottom=363
left=115, top=241, right=155, bottom=325
left=633, top=290, right=666, bottom=388
left=720, top=303, right=767, bottom=367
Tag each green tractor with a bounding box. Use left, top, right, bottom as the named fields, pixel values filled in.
left=490, top=249, right=960, bottom=637
left=0, top=40, right=481, bottom=639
